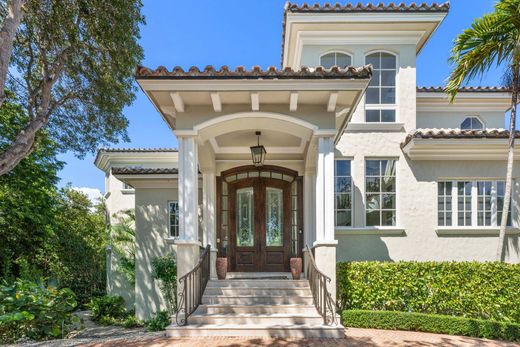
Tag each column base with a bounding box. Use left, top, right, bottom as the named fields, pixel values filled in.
left=312, top=241, right=337, bottom=302
left=175, top=240, right=201, bottom=279
left=210, top=249, right=218, bottom=280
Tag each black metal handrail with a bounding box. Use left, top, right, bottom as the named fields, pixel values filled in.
left=304, top=245, right=337, bottom=325
left=175, top=244, right=211, bottom=326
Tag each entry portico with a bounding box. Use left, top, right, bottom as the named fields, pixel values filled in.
left=136, top=65, right=372, bottom=293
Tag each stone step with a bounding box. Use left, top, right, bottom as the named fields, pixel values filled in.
left=166, top=323, right=345, bottom=338
left=195, top=304, right=318, bottom=315
left=204, top=287, right=312, bottom=296
left=207, top=280, right=309, bottom=288
left=201, top=295, right=314, bottom=305
left=189, top=313, right=324, bottom=325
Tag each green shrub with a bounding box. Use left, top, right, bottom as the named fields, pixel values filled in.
left=145, top=311, right=170, bottom=332
left=88, top=295, right=126, bottom=322
left=342, top=310, right=520, bottom=342
left=0, top=279, right=78, bottom=343
left=337, top=261, right=520, bottom=322
left=122, top=314, right=142, bottom=328
left=151, top=254, right=177, bottom=315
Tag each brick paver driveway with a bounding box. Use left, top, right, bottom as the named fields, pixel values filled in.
left=82, top=328, right=520, bottom=347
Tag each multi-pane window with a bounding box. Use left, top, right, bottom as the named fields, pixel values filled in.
left=365, top=52, right=397, bottom=122
left=461, top=116, right=484, bottom=130
left=438, top=182, right=452, bottom=226
left=335, top=160, right=352, bottom=226
left=365, top=159, right=396, bottom=226
left=168, top=201, right=179, bottom=238
left=437, top=180, right=512, bottom=227
left=320, top=52, right=352, bottom=69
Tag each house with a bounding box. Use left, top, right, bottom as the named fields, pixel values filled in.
left=95, top=1, right=520, bottom=336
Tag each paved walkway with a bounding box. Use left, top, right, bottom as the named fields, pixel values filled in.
left=78, top=328, right=519, bottom=347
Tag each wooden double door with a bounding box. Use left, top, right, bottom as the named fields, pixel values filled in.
left=229, top=177, right=291, bottom=272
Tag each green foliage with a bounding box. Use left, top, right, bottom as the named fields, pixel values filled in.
left=111, top=209, right=136, bottom=285
left=122, top=314, right=142, bottom=329
left=88, top=295, right=126, bottom=322
left=145, top=311, right=170, bottom=332
left=0, top=279, right=78, bottom=343
left=337, top=261, right=520, bottom=323
left=342, top=310, right=520, bottom=342
left=151, top=254, right=177, bottom=315
left=10, top=0, right=145, bottom=157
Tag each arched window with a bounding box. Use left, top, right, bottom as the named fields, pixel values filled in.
left=320, top=52, right=352, bottom=69
left=461, top=116, right=484, bottom=130
left=365, top=52, right=397, bottom=122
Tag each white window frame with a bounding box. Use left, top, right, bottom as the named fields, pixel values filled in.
left=364, top=158, right=398, bottom=227
left=168, top=201, right=179, bottom=238
left=437, top=180, right=513, bottom=227
left=364, top=50, right=399, bottom=123
left=334, top=158, right=353, bottom=227
left=460, top=116, right=485, bottom=130
left=319, top=50, right=353, bottom=69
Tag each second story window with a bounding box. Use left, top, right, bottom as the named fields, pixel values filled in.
left=365, top=52, right=397, bottom=122
left=461, top=116, right=484, bottom=130
left=320, top=52, right=352, bottom=69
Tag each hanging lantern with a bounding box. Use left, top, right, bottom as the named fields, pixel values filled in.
left=250, top=131, right=266, bottom=167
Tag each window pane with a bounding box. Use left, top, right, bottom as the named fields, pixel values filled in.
left=382, top=194, right=396, bottom=209
left=366, top=177, right=380, bottom=192
left=382, top=177, right=395, bottom=192
left=460, top=117, right=472, bottom=129
left=383, top=160, right=396, bottom=176
left=380, top=53, right=396, bottom=69
left=366, top=54, right=380, bottom=69
left=336, top=194, right=351, bottom=209
left=335, top=177, right=351, bottom=193
left=236, top=187, right=254, bottom=246
left=366, top=193, right=381, bottom=210
left=366, top=87, right=380, bottom=104
left=366, top=160, right=380, bottom=176
left=266, top=188, right=283, bottom=246
left=336, top=210, right=351, bottom=227
left=381, top=211, right=396, bottom=226
left=366, top=210, right=380, bottom=226
left=381, top=88, right=396, bottom=104
left=366, top=110, right=380, bottom=122
left=381, top=110, right=395, bottom=122
left=335, top=160, right=351, bottom=176
left=336, top=53, right=351, bottom=68
left=381, top=70, right=395, bottom=86
left=369, top=70, right=380, bottom=87
left=320, top=53, right=335, bottom=68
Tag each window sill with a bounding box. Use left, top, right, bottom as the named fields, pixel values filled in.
left=165, top=237, right=179, bottom=244
left=121, top=189, right=135, bottom=195
left=335, top=227, right=405, bottom=235
left=436, top=227, right=520, bottom=236
left=346, top=122, right=405, bottom=132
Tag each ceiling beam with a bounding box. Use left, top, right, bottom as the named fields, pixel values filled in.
left=210, top=92, right=222, bottom=112
left=327, top=92, right=338, bottom=112
left=289, top=92, right=298, bottom=112
left=170, top=92, right=185, bottom=113
left=251, top=92, right=260, bottom=111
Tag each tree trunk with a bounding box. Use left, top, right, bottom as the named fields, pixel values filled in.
left=496, top=64, right=519, bottom=261
left=0, top=0, right=25, bottom=107
left=0, top=115, right=48, bottom=175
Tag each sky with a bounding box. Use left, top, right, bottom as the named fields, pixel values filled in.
left=58, top=0, right=503, bottom=196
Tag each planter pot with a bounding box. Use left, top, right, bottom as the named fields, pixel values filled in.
left=216, top=257, right=228, bottom=280
left=290, top=257, right=302, bottom=280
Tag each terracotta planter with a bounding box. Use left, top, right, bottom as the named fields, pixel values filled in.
left=290, top=257, right=302, bottom=280
left=216, top=257, right=228, bottom=280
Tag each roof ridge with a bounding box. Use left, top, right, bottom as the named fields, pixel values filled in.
left=135, top=64, right=373, bottom=79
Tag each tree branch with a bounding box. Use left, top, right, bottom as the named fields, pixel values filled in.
left=0, top=0, right=25, bottom=107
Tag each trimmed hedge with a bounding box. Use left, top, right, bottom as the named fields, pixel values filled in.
left=342, top=310, right=520, bottom=342
left=337, top=261, right=520, bottom=323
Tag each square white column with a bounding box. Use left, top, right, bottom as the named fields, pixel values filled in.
left=315, top=136, right=335, bottom=242
left=202, top=170, right=218, bottom=279
left=177, top=135, right=199, bottom=242
left=303, top=170, right=316, bottom=247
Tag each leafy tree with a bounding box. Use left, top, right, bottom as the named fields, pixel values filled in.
left=446, top=0, right=520, bottom=261
left=0, top=90, right=62, bottom=279
left=0, top=0, right=145, bottom=175
left=111, top=209, right=136, bottom=285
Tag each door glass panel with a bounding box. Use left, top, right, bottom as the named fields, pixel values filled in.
left=236, top=187, right=254, bottom=247
left=266, top=187, right=283, bottom=246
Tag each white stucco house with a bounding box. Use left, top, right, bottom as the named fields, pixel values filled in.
left=95, top=1, right=520, bottom=337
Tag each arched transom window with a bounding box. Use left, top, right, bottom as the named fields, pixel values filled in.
left=320, top=52, right=352, bottom=69
left=460, top=116, right=484, bottom=130
left=365, top=52, right=397, bottom=122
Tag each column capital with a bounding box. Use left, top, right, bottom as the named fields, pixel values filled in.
left=174, top=129, right=198, bottom=138
left=312, top=129, right=336, bottom=138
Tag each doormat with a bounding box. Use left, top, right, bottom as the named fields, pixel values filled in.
left=230, top=276, right=289, bottom=280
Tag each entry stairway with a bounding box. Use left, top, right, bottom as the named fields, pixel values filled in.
left=166, top=274, right=344, bottom=338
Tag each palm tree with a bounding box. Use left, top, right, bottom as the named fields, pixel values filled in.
left=446, top=0, right=520, bottom=261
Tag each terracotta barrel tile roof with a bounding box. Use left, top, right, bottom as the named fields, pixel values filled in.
left=417, top=86, right=511, bottom=93
left=402, top=128, right=520, bottom=148
left=135, top=65, right=372, bottom=79
left=111, top=167, right=178, bottom=175
left=99, top=148, right=178, bottom=153
left=284, top=2, right=450, bottom=13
